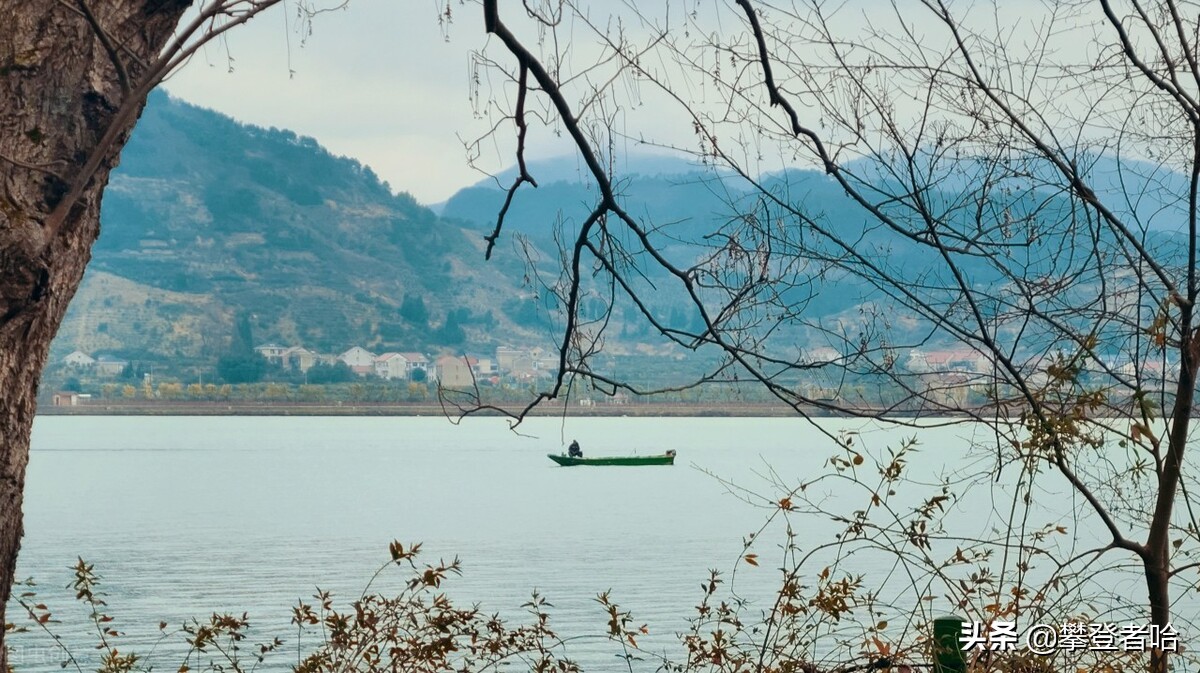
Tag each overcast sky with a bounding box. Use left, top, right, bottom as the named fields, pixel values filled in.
left=164, top=1, right=523, bottom=205
left=161, top=0, right=1079, bottom=207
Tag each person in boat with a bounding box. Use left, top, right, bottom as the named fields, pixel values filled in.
left=568, top=440, right=583, bottom=458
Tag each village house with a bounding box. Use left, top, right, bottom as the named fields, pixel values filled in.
left=507, top=353, right=537, bottom=380
left=339, top=346, right=378, bottom=376
left=93, top=355, right=128, bottom=377
left=374, top=352, right=408, bottom=380
left=62, top=350, right=95, bottom=368
left=282, top=346, right=318, bottom=372
left=906, top=349, right=994, bottom=409
left=495, top=346, right=556, bottom=379
left=532, top=354, right=559, bottom=375
left=906, top=348, right=991, bottom=374
left=395, top=352, right=430, bottom=379
left=436, top=355, right=478, bottom=388
left=51, top=391, right=89, bottom=406
left=495, top=346, right=524, bottom=371
left=495, top=346, right=539, bottom=378
left=254, top=343, right=289, bottom=363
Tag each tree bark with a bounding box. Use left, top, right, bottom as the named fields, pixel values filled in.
left=1144, top=326, right=1198, bottom=673
left=0, top=2, right=191, bottom=665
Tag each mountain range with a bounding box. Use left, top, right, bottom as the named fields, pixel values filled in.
left=54, top=91, right=551, bottom=366
left=49, top=90, right=1194, bottom=375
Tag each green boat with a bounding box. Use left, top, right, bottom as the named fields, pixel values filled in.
left=547, top=450, right=676, bottom=467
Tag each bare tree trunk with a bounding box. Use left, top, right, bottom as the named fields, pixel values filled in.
left=0, top=209, right=94, bottom=671
left=1143, top=555, right=1171, bottom=673
left=1145, top=328, right=1198, bottom=673
left=0, top=2, right=192, bottom=664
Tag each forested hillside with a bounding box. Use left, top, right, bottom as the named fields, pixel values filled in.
left=51, top=92, right=1193, bottom=376
left=53, top=92, right=544, bottom=364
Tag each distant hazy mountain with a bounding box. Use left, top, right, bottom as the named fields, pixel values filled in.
left=53, top=91, right=545, bottom=364
left=442, top=155, right=749, bottom=258
left=52, top=92, right=1192, bottom=371
left=439, top=146, right=1193, bottom=356
left=445, top=150, right=1191, bottom=260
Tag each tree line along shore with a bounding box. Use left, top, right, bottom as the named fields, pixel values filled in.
left=36, top=399, right=839, bottom=417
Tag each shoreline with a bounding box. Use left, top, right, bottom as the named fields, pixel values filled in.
left=36, top=400, right=879, bottom=418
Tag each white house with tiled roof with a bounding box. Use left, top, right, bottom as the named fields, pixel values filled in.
left=395, top=352, right=430, bottom=378
left=907, top=348, right=990, bottom=374
left=282, top=346, right=318, bottom=372
left=374, top=352, right=407, bottom=380
left=254, top=343, right=289, bottom=362
left=62, top=350, right=95, bottom=367
left=339, top=346, right=378, bottom=376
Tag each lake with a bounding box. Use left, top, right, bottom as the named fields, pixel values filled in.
left=9, top=416, right=1189, bottom=670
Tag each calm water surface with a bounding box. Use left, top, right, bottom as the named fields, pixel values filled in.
left=9, top=416, right=1183, bottom=670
